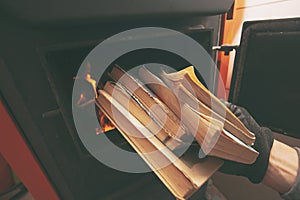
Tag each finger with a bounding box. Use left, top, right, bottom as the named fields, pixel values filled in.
left=220, top=99, right=234, bottom=110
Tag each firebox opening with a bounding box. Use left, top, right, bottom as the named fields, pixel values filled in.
left=43, top=29, right=213, bottom=156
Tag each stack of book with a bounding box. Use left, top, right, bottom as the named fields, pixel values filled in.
left=96, top=65, right=258, bottom=199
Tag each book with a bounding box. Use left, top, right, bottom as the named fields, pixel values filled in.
left=139, top=66, right=258, bottom=164
left=159, top=66, right=256, bottom=146
left=96, top=88, right=223, bottom=200
left=139, top=66, right=253, bottom=146
left=96, top=65, right=258, bottom=199
left=102, top=81, right=184, bottom=151
left=109, top=65, right=189, bottom=141
left=181, top=104, right=257, bottom=163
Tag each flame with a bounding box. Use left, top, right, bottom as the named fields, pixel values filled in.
left=99, top=114, right=115, bottom=133
left=85, top=62, right=98, bottom=98
left=75, top=62, right=97, bottom=107
left=74, top=62, right=115, bottom=133
left=77, top=93, right=86, bottom=105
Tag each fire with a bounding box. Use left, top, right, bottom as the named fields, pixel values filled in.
left=85, top=62, right=98, bottom=98
left=99, top=114, right=115, bottom=133
left=75, top=62, right=115, bottom=133
left=76, top=62, right=97, bottom=107
left=77, top=93, right=86, bottom=105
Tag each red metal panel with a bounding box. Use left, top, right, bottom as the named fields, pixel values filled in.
left=0, top=153, right=14, bottom=192
left=0, top=101, right=59, bottom=200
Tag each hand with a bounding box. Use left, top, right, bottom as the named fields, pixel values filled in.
left=219, top=101, right=274, bottom=184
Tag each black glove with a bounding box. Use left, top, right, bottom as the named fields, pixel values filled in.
left=219, top=101, right=274, bottom=184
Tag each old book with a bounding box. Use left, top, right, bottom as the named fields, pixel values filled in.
left=181, top=104, right=258, bottom=164
left=109, top=65, right=188, bottom=141
left=139, top=66, right=258, bottom=164
left=139, top=66, right=251, bottom=145
left=160, top=66, right=256, bottom=146
left=96, top=64, right=258, bottom=199
left=103, top=81, right=184, bottom=151
left=96, top=89, right=223, bottom=200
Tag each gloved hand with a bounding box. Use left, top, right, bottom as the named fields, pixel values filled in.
left=219, top=101, right=274, bottom=184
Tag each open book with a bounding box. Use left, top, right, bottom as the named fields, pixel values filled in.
left=96, top=65, right=258, bottom=199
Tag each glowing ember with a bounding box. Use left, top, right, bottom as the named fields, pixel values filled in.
left=99, top=114, right=115, bottom=133
left=85, top=62, right=98, bottom=98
